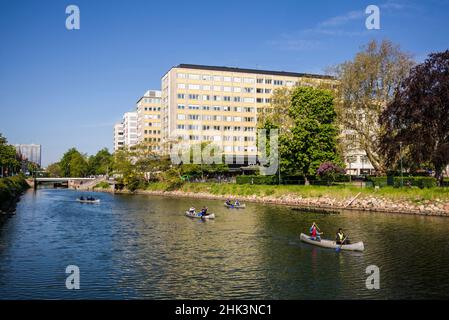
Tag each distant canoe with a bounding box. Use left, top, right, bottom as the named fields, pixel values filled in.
left=77, top=199, right=100, bottom=204
left=299, top=233, right=364, bottom=252
left=185, top=211, right=215, bottom=220
left=224, top=203, right=246, bottom=209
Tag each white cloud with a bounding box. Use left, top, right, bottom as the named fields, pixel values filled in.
left=267, top=2, right=408, bottom=51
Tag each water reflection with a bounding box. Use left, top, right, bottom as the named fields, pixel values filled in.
left=0, top=189, right=449, bottom=299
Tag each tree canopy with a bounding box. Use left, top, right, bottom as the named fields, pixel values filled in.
left=334, top=40, right=414, bottom=174
left=279, top=87, right=341, bottom=182
left=0, top=133, right=21, bottom=176
left=380, top=50, right=449, bottom=184
left=59, top=148, right=88, bottom=177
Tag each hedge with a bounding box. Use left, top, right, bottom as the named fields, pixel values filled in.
left=236, top=175, right=279, bottom=185
left=369, top=176, right=437, bottom=188
left=0, top=175, right=29, bottom=203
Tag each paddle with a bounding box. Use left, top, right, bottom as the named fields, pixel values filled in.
left=336, top=234, right=349, bottom=252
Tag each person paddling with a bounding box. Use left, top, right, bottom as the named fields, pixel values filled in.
left=309, top=222, right=322, bottom=241
left=200, top=206, right=209, bottom=216
left=336, top=228, right=349, bottom=245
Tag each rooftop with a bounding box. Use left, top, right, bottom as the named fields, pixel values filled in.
left=173, top=64, right=335, bottom=80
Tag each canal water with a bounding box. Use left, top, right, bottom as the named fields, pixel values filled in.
left=1, top=188, right=449, bottom=299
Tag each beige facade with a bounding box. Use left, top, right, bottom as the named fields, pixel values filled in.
left=161, top=64, right=335, bottom=160
left=136, top=90, right=162, bottom=152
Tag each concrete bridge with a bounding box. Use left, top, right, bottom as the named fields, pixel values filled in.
left=30, top=177, right=97, bottom=189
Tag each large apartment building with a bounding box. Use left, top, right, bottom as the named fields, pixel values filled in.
left=14, top=144, right=42, bottom=167
left=122, top=111, right=138, bottom=147
left=114, top=63, right=375, bottom=174
left=136, top=90, right=162, bottom=152
left=113, top=123, right=124, bottom=151
left=161, top=64, right=335, bottom=161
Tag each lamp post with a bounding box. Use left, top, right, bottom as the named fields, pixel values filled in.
left=399, top=142, right=404, bottom=188
left=278, top=147, right=281, bottom=185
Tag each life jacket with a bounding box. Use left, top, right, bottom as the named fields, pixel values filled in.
left=311, top=226, right=317, bottom=237
left=337, top=232, right=344, bottom=240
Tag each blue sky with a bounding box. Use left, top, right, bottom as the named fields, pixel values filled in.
left=1, top=0, right=448, bottom=166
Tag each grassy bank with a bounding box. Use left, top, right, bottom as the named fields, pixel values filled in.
left=144, top=182, right=449, bottom=203
left=0, top=175, right=30, bottom=213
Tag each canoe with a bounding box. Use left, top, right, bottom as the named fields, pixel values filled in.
left=224, top=203, right=246, bottom=209
left=300, top=233, right=364, bottom=252
left=77, top=199, right=100, bottom=204
left=185, top=211, right=215, bottom=220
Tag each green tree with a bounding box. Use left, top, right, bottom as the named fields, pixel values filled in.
left=88, top=148, right=112, bottom=175
left=281, top=87, right=341, bottom=184
left=0, top=133, right=20, bottom=177
left=59, top=148, right=88, bottom=177
left=333, top=40, right=414, bottom=174
left=46, top=162, right=62, bottom=177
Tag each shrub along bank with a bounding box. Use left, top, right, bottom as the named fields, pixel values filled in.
left=0, top=175, right=29, bottom=214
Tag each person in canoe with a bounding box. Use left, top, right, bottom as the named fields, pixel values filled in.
left=234, top=199, right=240, bottom=206
left=189, top=207, right=196, bottom=214
left=309, top=222, right=322, bottom=241
left=225, top=199, right=232, bottom=206
left=200, top=206, right=209, bottom=216
left=336, top=228, right=350, bottom=245
left=79, top=196, right=85, bottom=201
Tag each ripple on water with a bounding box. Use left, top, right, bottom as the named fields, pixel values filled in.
left=1, top=189, right=449, bottom=299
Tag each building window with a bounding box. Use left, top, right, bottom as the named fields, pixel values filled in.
left=274, top=80, right=284, bottom=85
left=188, top=84, right=200, bottom=90
left=188, top=74, right=200, bottom=80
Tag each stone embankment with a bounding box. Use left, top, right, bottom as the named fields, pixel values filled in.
left=98, top=188, right=449, bottom=217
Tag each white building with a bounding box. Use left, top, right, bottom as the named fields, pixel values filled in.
left=113, top=123, right=124, bottom=151
left=122, top=111, right=138, bottom=147
left=342, top=129, right=375, bottom=175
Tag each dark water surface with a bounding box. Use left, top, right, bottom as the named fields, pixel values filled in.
left=1, top=188, right=449, bottom=299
